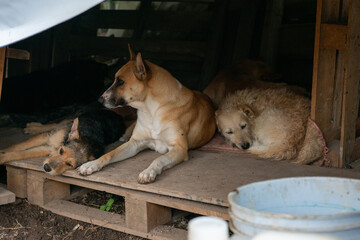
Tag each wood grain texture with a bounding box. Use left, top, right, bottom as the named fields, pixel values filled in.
left=340, top=0, right=360, bottom=166
left=6, top=150, right=360, bottom=208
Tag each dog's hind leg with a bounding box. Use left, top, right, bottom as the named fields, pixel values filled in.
left=0, top=146, right=53, bottom=164
left=0, top=132, right=53, bottom=152
left=24, top=119, right=73, bottom=135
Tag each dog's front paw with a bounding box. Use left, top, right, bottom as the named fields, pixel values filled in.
left=77, top=161, right=102, bottom=176
left=138, top=168, right=157, bottom=184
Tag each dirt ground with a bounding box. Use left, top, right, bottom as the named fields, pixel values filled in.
left=0, top=195, right=145, bottom=240
left=0, top=190, right=191, bottom=240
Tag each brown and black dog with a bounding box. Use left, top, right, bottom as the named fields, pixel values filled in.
left=78, top=45, right=216, bottom=183
left=0, top=109, right=128, bottom=175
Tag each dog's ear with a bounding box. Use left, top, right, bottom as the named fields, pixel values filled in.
left=68, top=118, right=80, bottom=140
left=128, top=43, right=136, bottom=61
left=134, top=52, right=147, bottom=81
left=239, top=104, right=255, bottom=119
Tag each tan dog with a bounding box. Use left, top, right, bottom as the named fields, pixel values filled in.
left=215, top=88, right=324, bottom=164
left=78, top=46, right=216, bottom=183
left=203, top=60, right=306, bottom=108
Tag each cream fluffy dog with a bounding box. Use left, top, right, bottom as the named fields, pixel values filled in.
left=215, top=88, right=324, bottom=164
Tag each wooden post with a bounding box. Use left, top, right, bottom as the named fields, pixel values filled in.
left=311, top=0, right=342, bottom=135
left=0, top=47, right=6, bottom=101
left=125, top=194, right=172, bottom=233
left=27, top=170, right=70, bottom=206
left=6, top=166, right=27, bottom=198
left=311, top=0, right=359, bottom=167
left=340, top=0, right=360, bottom=166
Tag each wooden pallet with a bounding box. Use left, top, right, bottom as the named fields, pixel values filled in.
left=5, top=148, right=360, bottom=239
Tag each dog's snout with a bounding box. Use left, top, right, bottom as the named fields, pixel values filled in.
left=43, top=163, right=51, bottom=172
left=241, top=142, right=250, bottom=150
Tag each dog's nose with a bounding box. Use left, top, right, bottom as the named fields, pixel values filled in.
left=43, top=163, right=51, bottom=172
left=241, top=142, right=250, bottom=150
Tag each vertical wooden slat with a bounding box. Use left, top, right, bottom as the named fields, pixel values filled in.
left=27, top=170, right=70, bottom=206
left=332, top=0, right=350, bottom=129
left=340, top=0, right=360, bottom=166
left=125, top=194, right=171, bottom=233
left=6, top=166, right=27, bottom=198
left=0, top=47, right=6, bottom=101
left=311, top=0, right=341, bottom=134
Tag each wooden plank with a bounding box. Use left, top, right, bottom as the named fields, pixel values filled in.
left=0, top=184, right=15, bottom=205
left=340, top=0, right=360, bottom=166
left=44, top=199, right=187, bottom=240
left=311, top=49, right=337, bottom=133
left=326, top=140, right=341, bottom=167
left=332, top=50, right=346, bottom=130
left=320, top=24, right=348, bottom=50
left=0, top=47, right=5, bottom=101
left=23, top=169, right=229, bottom=220
left=311, top=0, right=341, bottom=134
left=353, top=137, right=360, bottom=161
left=6, top=48, right=30, bottom=60
left=6, top=166, right=27, bottom=198
left=125, top=195, right=172, bottom=232
left=7, top=150, right=360, bottom=209
left=324, top=127, right=341, bottom=143
left=27, top=170, right=70, bottom=206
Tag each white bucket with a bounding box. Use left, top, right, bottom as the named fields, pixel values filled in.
left=228, top=177, right=360, bottom=240
left=188, top=216, right=229, bottom=240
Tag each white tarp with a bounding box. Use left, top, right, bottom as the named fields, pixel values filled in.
left=0, top=0, right=103, bottom=47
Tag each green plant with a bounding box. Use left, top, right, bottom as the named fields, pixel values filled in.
left=100, top=198, right=114, bottom=211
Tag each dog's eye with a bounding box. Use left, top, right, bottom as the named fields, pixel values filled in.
left=241, top=124, right=247, bottom=129
left=115, top=78, right=124, bottom=87
left=226, top=130, right=233, bottom=134
left=65, top=162, right=73, bottom=167
left=59, top=148, right=64, bottom=155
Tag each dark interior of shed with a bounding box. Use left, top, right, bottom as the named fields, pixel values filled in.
left=0, top=0, right=322, bottom=183
left=1, top=0, right=317, bottom=110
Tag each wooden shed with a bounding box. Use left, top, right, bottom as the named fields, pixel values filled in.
left=0, top=0, right=359, bottom=239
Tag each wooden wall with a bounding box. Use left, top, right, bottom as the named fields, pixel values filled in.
left=312, top=0, right=360, bottom=167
